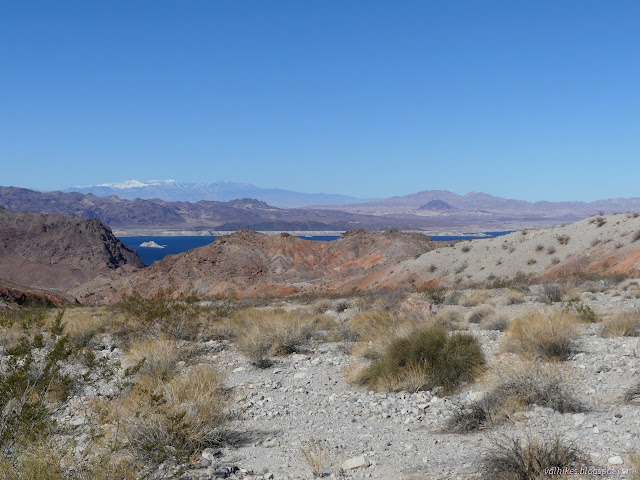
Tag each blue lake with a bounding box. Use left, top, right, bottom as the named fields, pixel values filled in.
left=119, top=231, right=514, bottom=266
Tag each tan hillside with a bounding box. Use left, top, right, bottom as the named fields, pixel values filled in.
left=375, top=213, right=640, bottom=289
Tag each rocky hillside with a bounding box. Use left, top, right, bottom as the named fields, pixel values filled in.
left=75, top=213, right=640, bottom=302
left=86, top=230, right=447, bottom=301
left=0, top=208, right=144, bottom=290
left=375, top=213, right=640, bottom=289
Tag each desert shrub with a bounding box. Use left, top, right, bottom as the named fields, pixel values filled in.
left=423, top=286, right=449, bottom=305
left=125, top=338, right=198, bottom=385
left=562, top=299, right=597, bottom=323
left=593, top=216, right=607, bottom=227
left=348, top=310, right=422, bottom=360
left=480, top=312, right=511, bottom=331
left=503, top=309, right=579, bottom=361
left=475, top=433, right=587, bottom=480
left=446, top=362, right=584, bottom=432
left=633, top=230, right=640, bottom=242
left=624, top=382, right=640, bottom=403
left=300, top=437, right=332, bottom=478
left=123, top=364, right=231, bottom=464
left=538, top=282, right=565, bottom=304
left=229, top=308, right=329, bottom=367
left=504, top=290, right=525, bottom=305
left=311, top=299, right=332, bottom=314
left=431, top=307, right=463, bottom=330
left=526, top=258, right=536, bottom=265
left=546, top=246, right=556, bottom=254
left=461, top=244, right=471, bottom=253
left=556, top=234, right=570, bottom=245
left=0, top=313, right=76, bottom=453
left=117, top=289, right=204, bottom=340
left=335, top=301, right=350, bottom=313
left=535, top=244, right=544, bottom=252
left=601, top=311, right=640, bottom=337
left=460, top=290, right=491, bottom=307
left=467, top=305, right=494, bottom=324
left=359, top=328, right=485, bottom=393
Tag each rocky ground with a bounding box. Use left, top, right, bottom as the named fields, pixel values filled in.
left=173, top=288, right=640, bottom=480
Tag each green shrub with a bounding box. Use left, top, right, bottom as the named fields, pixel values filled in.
left=117, top=289, right=204, bottom=340
left=563, top=299, right=597, bottom=323
left=362, top=328, right=485, bottom=393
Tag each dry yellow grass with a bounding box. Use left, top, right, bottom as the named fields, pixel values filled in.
left=226, top=308, right=332, bottom=366
left=125, top=338, right=197, bottom=386
left=460, top=290, right=492, bottom=307
left=601, top=310, right=640, bottom=337
left=121, top=363, right=230, bottom=462
left=502, top=309, right=580, bottom=361
left=348, top=310, right=422, bottom=360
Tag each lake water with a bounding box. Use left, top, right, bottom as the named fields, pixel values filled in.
left=119, top=231, right=514, bottom=266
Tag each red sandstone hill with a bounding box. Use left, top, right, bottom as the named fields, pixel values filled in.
left=0, top=208, right=144, bottom=291
left=85, top=229, right=448, bottom=301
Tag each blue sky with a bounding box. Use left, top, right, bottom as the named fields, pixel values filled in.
left=1, top=1, right=638, bottom=202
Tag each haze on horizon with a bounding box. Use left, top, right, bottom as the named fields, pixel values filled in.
left=1, top=1, right=639, bottom=203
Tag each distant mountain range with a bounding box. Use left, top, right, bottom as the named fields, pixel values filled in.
left=65, top=179, right=372, bottom=208
left=316, top=189, right=640, bottom=215
left=3, top=184, right=640, bottom=235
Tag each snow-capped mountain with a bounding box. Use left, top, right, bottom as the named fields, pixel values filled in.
left=64, top=180, right=370, bottom=208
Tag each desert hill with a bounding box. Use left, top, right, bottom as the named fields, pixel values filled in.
left=374, top=213, right=640, bottom=290
left=74, top=213, right=640, bottom=302
left=83, top=229, right=447, bottom=301
left=0, top=208, right=144, bottom=291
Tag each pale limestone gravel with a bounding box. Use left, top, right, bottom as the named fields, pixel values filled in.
left=195, top=301, right=640, bottom=480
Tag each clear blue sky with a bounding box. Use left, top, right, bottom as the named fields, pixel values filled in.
left=1, top=1, right=638, bottom=202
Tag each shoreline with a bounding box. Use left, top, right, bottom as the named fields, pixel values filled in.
left=112, top=229, right=510, bottom=238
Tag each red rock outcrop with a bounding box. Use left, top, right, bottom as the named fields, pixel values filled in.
left=96, top=229, right=447, bottom=301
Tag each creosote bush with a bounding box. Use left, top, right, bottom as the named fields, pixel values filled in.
left=117, top=289, right=205, bottom=341
left=356, top=327, right=485, bottom=393
left=475, top=433, right=587, bottom=480
left=503, top=309, right=579, bottom=361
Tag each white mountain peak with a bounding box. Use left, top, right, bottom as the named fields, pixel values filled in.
left=96, top=179, right=179, bottom=189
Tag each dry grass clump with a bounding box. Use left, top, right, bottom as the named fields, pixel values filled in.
left=624, top=382, right=640, bottom=403
left=467, top=305, right=494, bottom=324
left=431, top=307, right=463, bottom=330
left=460, top=290, right=491, bottom=307
left=502, top=309, right=580, bottom=361
left=600, top=310, right=640, bottom=337
left=475, top=432, right=587, bottom=480
left=354, top=327, right=485, bottom=393
left=61, top=306, right=111, bottom=347
left=300, top=437, right=332, bottom=478
left=125, top=338, right=198, bottom=385
left=479, top=310, right=512, bottom=331
left=122, top=364, right=231, bottom=463
left=538, top=282, right=566, bottom=304
left=228, top=308, right=331, bottom=367
left=348, top=310, right=424, bottom=360
left=503, top=289, right=526, bottom=305
left=446, top=362, right=584, bottom=432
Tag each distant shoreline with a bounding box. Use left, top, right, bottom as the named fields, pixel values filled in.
left=112, top=229, right=510, bottom=238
